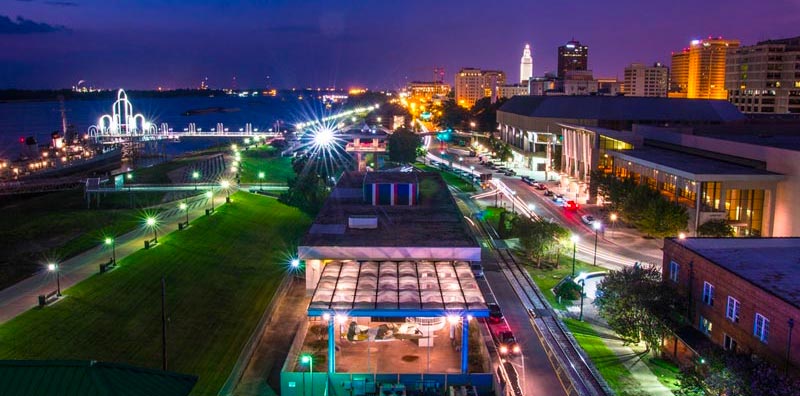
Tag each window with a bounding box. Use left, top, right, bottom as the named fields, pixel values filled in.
left=754, top=313, right=769, bottom=343
left=724, top=334, right=738, bottom=352
left=669, top=261, right=680, bottom=283
left=702, top=282, right=715, bottom=306
left=700, top=316, right=713, bottom=336
left=726, top=296, right=740, bottom=322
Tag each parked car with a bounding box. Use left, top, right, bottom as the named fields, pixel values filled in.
left=534, top=183, right=547, bottom=190
left=543, top=189, right=554, bottom=196
left=503, top=169, right=516, bottom=176
left=488, top=303, right=503, bottom=324
left=581, top=215, right=596, bottom=225
left=552, top=194, right=564, bottom=202
left=471, top=263, right=484, bottom=278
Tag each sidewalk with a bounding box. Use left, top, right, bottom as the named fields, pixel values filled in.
left=0, top=193, right=227, bottom=324
left=567, top=299, right=674, bottom=396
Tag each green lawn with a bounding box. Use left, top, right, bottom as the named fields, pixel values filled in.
left=644, top=356, right=681, bottom=390
left=0, top=192, right=312, bottom=396
left=524, top=255, right=607, bottom=311
left=413, top=163, right=476, bottom=192
left=238, top=146, right=294, bottom=184
left=563, top=318, right=637, bottom=395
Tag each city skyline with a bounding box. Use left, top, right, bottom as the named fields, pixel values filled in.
left=1, top=0, right=799, bottom=90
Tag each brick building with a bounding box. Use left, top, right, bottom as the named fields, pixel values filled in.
left=662, top=237, right=800, bottom=374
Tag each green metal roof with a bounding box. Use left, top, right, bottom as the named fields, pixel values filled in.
left=0, top=360, right=197, bottom=396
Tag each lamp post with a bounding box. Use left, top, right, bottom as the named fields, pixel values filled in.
left=180, top=201, right=189, bottom=227
left=220, top=180, right=231, bottom=203
left=192, top=171, right=200, bottom=190
left=301, top=354, right=313, bottom=396
left=146, top=217, right=158, bottom=244
left=104, top=236, right=116, bottom=263
left=609, top=213, right=618, bottom=238
left=47, top=263, right=61, bottom=296
left=593, top=221, right=602, bottom=267
left=570, top=234, right=579, bottom=277
left=258, top=171, right=265, bottom=190
left=579, top=279, right=586, bottom=321
left=127, top=172, right=134, bottom=207
left=205, top=190, right=215, bottom=213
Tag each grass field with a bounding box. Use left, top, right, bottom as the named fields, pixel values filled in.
left=414, top=163, right=476, bottom=192
left=524, top=255, right=607, bottom=311
left=563, top=318, right=637, bottom=395
left=0, top=192, right=312, bottom=396
left=238, top=146, right=294, bottom=184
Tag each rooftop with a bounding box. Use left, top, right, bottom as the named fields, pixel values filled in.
left=0, top=360, right=197, bottom=396
left=299, top=171, right=479, bottom=260
left=609, top=147, right=784, bottom=181
left=691, top=122, right=800, bottom=151
left=675, top=238, right=800, bottom=309
left=498, top=96, right=744, bottom=123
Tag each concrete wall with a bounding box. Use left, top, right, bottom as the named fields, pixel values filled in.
left=663, top=239, right=800, bottom=374
left=281, top=371, right=494, bottom=396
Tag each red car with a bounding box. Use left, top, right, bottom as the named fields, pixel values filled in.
left=565, top=200, right=579, bottom=211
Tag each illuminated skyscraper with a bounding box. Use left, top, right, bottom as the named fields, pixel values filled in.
left=557, top=40, right=588, bottom=79
left=726, top=36, right=800, bottom=114
left=520, top=44, right=533, bottom=83
left=670, top=38, right=740, bottom=99
left=669, top=49, right=690, bottom=97
left=454, top=68, right=506, bottom=108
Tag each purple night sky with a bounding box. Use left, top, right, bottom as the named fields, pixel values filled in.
left=1, top=0, right=798, bottom=90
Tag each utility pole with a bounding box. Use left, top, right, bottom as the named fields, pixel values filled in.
left=161, top=277, right=167, bottom=370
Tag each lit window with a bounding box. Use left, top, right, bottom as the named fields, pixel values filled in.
left=754, top=313, right=769, bottom=343
left=702, top=281, right=715, bottom=306
left=699, top=316, right=713, bottom=336
left=726, top=296, right=740, bottom=322
left=669, top=261, right=679, bottom=283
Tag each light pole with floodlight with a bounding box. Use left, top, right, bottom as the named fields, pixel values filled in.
left=48, top=263, right=61, bottom=296
left=180, top=201, right=189, bottom=228
left=258, top=171, right=265, bottom=190
left=220, top=180, right=231, bottom=203
left=579, top=279, right=586, bottom=321
left=593, top=221, right=602, bottom=267
left=609, top=213, right=618, bottom=238
left=205, top=190, right=215, bottom=214
left=104, top=237, right=116, bottom=263
left=301, top=354, right=313, bottom=396
left=570, top=234, right=579, bottom=277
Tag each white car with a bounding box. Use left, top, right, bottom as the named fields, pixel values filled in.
left=581, top=215, right=596, bottom=226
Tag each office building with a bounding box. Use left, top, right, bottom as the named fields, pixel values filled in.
left=669, top=49, right=690, bottom=96
left=624, top=63, right=669, bottom=97
left=726, top=36, right=800, bottom=114
left=407, top=81, right=451, bottom=102
left=558, top=40, right=588, bottom=79
left=520, top=44, right=534, bottom=83
left=498, top=84, right=529, bottom=99
left=662, top=237, right=800, bottom=376
left=454, top=68, right=506, bottom=108
left=670, top=38, right=740, bottom=99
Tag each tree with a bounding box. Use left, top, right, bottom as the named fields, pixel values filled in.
left=512, top=217, right=568, bottom=268
left=387, top=127, right=421, bottom=163
left=595, top=265, right=683, bottom=352
left=438, top=99, right=469, bottom=130
left=636, top=198, right=689, bottom=238
left=697, top=219, right=735, bottom=237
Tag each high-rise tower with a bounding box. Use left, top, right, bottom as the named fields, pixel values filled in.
left=558, top=40, right=588, bottom=79
left=669, top=37, right=739, bottom=99
left=520, top=44, right=533, bottom=83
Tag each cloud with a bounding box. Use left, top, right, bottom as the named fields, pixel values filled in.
left=0, top=15, right=68, bottom=34
left=45, top=1, right=79, bottom=6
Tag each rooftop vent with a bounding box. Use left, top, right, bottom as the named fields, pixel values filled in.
left=348, top=215, right=378, bottom=229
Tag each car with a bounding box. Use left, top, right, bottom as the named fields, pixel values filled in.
left=565, top=200, right=579, bottom=211
left=543, top=189, right=554, bottom=196
left=470, top=263, right=484, bottom=278
left=503, top=169, right=516, bottom=176
left=487, top=303, right=503, bottom=324
left=497, top=331, right=521, bottom=356
left=552, top=193, right=564, bottom=202
left=534, top=183, right=547, bottom=190
left=581, top=215, right=596, bottom=225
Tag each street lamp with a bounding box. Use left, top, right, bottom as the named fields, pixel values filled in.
left=47, top=263, right=61, bottom=296
left=220, top=180, right=231, bottom=203
left=301, top=354, right=313, bottom=396
left=205, top=190, right=215, bottom=214
left=192, top=171, right=200, bottom=190
left=578, top=278, right=586, bottom=321
left=609, top=213, right=618, bottom=238
left=146, top=217, right=158, bottom=244
left=469, top=121, right=476, bottom=130
left=570, top=234, right=579, bottom=277
left=678, top=232, right=687, bottom=240
left=592, top=221, right=602, bottom=267
left=180, top=201, right=189, bottom=227
left=258, top=171, right=265, bottom=190
left=104, top=236, right=116, bottom=263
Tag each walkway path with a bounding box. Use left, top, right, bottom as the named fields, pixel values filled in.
left=567, top=299, right=674, bottom=396
left=0, top=193, right=227, bottom=324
